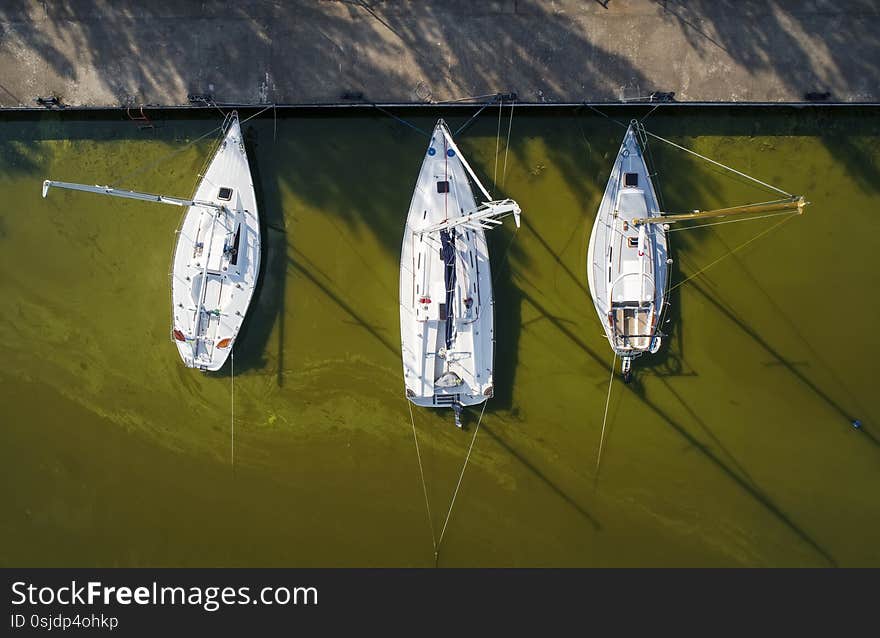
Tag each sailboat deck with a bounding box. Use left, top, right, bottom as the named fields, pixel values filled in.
left=170, top=117, right=260, bottom=371
left=587, top=125, right=668, bottom=359
left=400, top=122, right=494, bottom=408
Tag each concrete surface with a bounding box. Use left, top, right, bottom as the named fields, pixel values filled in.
left=0, top=0, right=878, bottom=107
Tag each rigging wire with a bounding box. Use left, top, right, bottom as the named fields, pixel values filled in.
left=664, top=208, right=797, bottom=233
left=643, top=129, right=792, bottom=197
left=595, top=352, right=616, bottom=473
left=668, top=211, right=800, bottom=294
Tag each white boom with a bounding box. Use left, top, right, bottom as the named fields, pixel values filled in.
left=417, top=198, right=521, bottom=234
left=41, top=180, right=225, bottom=211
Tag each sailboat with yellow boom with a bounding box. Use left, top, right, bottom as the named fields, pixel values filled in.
left=587, top=120, right=808, bottom=382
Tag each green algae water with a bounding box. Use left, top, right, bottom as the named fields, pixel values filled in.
left=1, top=106, right=878, bottom=567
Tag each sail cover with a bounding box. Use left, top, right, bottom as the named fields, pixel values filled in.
left=441, top=229, right=456, bottom=349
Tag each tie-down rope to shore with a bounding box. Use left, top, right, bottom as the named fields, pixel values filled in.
left=230, top=348, right=235, bottom=468
left=595, top=352, right=616, bottom=474
left=436, top=400, right=488, bottom=552
left=408, top=400, right=437, bottom=553
left=407, top=399, right=488, bottom=567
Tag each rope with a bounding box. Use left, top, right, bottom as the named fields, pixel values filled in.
left=582, top=103, right=628, bottom=130
left=665, top=208, right=797, bottom=233
left=669, top=212, right=799, bottom=294
left=111, top=121, right=226, bottom=186
left=453, top=95, right=499, bottom=136
left=371, top=103, right=429, bottom=137
left=241, top=103, right=275, bottom=125
left=501, top=99, right=515, bottom=187
left=408, top=400, right=437, bottom=552
left=210, top=97, right=228, bottom=121
left=441, top=92, right=504, bottom=104
left=643, top=130, right=792, bottom=197
left=231, top=347, right=235, bottom=468
left=641, top=103, right=662, bottom=122
left=437, top=400, right=488, bottom=551
left=596, top=352, right=616, bottom=472
left=493, top=96, right=503, bottom=185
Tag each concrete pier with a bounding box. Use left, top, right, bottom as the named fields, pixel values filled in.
left=0, top=0, right=878, bottom=107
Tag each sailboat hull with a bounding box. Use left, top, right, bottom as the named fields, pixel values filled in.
left=399, top=121, right=495, bottom=408
left=587, top=125, right=668, bottom=365
left=170, top=116, right=261, bottom=371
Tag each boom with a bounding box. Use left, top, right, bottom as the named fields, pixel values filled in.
left=41, top=180, right=225, bottom=211
left=633, top=195, right=807, bottom=226
left=417, top=199, right=521, bottom=234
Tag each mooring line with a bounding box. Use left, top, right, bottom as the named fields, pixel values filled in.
left=493, top=95, right=504, bottom=185
left=436, top=400, right=488, bottom=559
left=582, top=103, right=629, bottom=130
left=641, top=103, right=662, bottom=123
left=240, top=103, right=275, bottom=125
left=231, top=347, right=235, bottom=468
left=595, top=352, right=616, bottom=473
left=111, top=121, right=225, bottom=186
left=669, top=212, right=799, bottom=294
left=643, top=129, right=792, bottom=197
left=501, top=99, right=515, bottom=187
left=442, top=92, right=504, bottom=104
left=454, top=94, right=500, bottom=137
left=408, top=400, right=437, bottom=552
left=371, top=103, right=430, bottom=137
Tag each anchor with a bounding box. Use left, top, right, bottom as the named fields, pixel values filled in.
left=453, top=403, right=463, bottom=429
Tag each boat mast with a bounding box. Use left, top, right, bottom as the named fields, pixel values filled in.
left=42, top=180, right=225, bottom=211
left=632, top=195, right=807, bottom=226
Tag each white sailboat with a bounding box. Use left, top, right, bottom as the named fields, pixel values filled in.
left=587, top=123, right=668, bottom=383
left=399, top=119, right=521, bottom=427
left=587, top=121, right=806, bottom=382
left=42, top=112, right=260, bottom=372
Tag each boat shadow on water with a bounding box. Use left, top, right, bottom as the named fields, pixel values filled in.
left=208, top=124, right=289, bottom=383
